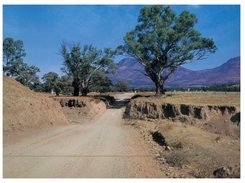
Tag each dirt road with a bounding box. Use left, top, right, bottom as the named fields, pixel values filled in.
left=3, top=93, right=163, bottom=178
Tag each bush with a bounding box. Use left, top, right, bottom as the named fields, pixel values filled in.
left=166, top=152, right=188, bottom=168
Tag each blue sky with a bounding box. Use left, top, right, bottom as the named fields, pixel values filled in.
left=3, top=5, right=240, bottom=77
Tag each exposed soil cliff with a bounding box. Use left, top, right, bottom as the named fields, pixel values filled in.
left=125, top=97, right=240, bottom=138
left=126, top=100, right=239, bottom=121
left=53, top=97, right=108, bottom=123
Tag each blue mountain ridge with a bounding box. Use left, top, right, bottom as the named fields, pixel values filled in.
left=107, top=56, right=240, bottom=88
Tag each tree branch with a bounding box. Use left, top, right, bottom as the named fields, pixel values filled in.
left=85, top=64, right=102, bottom=84
left=163, top=67, right=176, bottom=81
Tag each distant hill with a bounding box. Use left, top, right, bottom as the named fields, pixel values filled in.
left=107, top=56, right=240, bottom=88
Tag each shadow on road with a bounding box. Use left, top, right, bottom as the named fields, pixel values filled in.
left=109, top=99, right=130, bottom=109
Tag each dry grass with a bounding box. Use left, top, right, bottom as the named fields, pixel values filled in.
left=127, top=91, right=240, bottom=177
left=133, top=91, right=240, bottom=106
left=165, top=151, right=189, bottom=168
left=130, top=119, right=240, bottom=178
left=88, top=92, right=122, bottom=98
left=161, top=121, right=240, bottom=177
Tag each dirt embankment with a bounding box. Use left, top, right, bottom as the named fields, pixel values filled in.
left=3, top=77, right=69, bottom=132
left=125, top=99, right=239, bottom=122
left=53, top=96, right=113, bottom=123
left=3, top=77, right=115, bottom=132
left=124, top=94, right=240, bottom=178
left=125, top=96, right=240, bottom=138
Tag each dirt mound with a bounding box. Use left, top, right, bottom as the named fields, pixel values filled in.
left=53, top=97, right=107, bottom=123
left=3, top=77, right=68, bottom=132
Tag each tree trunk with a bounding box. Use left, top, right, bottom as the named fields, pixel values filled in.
left=73, top=86, right=80, bottom=96
left=155, top=81, right=165, bottom=96
left=81, top=80, right=89, bottom=96
left=81, top=87, right=89, bottom=96
left=72, top=79, right=80, bottom=96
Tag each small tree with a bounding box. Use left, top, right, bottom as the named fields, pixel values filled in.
left=3, top=37, right=26, bottom=77
left=3, top=38, right=26, bottom=76
left=3, top=37, right=40, bottom=90
left=89, top=70, right=113, bottom=93
left=58, top=75, right=73, bottom=95
left=60, top=43, right=115, bottom=96
left=54, top=75, right=74, bottom=96
left=42, top=72, right=73, bottom=96
left=15, top=63, right=40, bottom=90
left=42, top=72, right=59, bottom=93
left=119, top=6, right=217, bottom=95
left=115, top=80, right=129, bottom=92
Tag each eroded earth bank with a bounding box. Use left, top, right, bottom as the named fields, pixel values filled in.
left=124, top=93, right=240, bottom=178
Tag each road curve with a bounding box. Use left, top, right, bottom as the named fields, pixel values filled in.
left=3, top=93, right=163, bottom=178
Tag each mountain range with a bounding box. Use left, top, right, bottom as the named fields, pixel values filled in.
left=107, top=56, right=240, bottom=88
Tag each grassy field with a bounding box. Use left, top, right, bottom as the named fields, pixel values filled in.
left=132, top=91, right=240, bottom=106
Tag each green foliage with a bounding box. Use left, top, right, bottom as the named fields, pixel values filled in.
left=60, top=43, right=115, bottom=96
left=3, top=37, right=41, bottom=90
left=42, top=72, right=73, bottom=95
left=159, top=84, right=240, bottom=92
left=119, top=5, right=217, bottom=95
left=3, top=37, right=26, bottom=76
left=114, top=80, right=129, bottom=92
left=14, top=63, right=40, bottom=90
left=42, top=72, right=59, bottom=92
left=58, top=75, right=73, bottom=95
left=3, top=37, right=26, bottom=65
left=89, top=70, right=113, bottom=93
left=190, top=84, right=240, bottom=92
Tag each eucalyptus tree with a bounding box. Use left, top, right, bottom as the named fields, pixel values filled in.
left=115, top=80, right=129, bottom=92
left=3, top=37, right=40, bottom=90
left=3, top=37, right=26, bottom=76
left=119, top=5, right=217, bottom=95
left=42, top=72, right=59, bottom=93
left=61, top=43, right=115, bottom=96
left=89, top=70, right=113, bottom=93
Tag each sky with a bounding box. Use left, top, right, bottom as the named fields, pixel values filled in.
left=3, top=5, right=240, bottom=77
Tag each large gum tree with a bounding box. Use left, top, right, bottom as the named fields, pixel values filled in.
left=119, top=5, right=217, bottom=95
